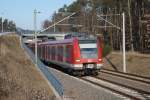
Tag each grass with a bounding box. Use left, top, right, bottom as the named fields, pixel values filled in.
left=102, top=44, right=112, bottom=57
left=127, top=56, right=133, bottom=62
left=103, top=52, right=150, bottom=77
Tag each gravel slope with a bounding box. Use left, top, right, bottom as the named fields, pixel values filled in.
left=0, top=34, right=55, bottom=100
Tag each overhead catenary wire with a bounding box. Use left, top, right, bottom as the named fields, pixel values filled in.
left=39, top=12, right=77, bottom=33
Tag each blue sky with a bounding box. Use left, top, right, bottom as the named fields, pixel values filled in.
left=0, top=0, right=76, bottom=30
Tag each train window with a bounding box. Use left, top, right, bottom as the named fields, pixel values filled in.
left=50, top=46, right=52, bottom=59
left=79, top=39, right=97, bottom=58
left=41, top=46, right=42, bottom=58
left=57, top=46, right=60, bottom=60
left=51, top=46, right=55, bottom=60
left=63, top=46, right=65, bottom=61
left=41, top=46, right=42, bottom=57
left=45, top=46, right=46, bottom=59
left=48, top=46, right=51, bottom=60
left=47, top=46, right=48, bottom=59
left=46, top=46, right=48, bottom=60
left=43, top=45, right=46, bottom=59
left=40, top=46, right=43, bottom=58
left=57, top=46, right=60, bottom=56
left=46, top=45, right=49, bottom=60
left=60, top=46, right=62, bottom=56
left=60, top=46, right=63, bottom=57
left=79, top=39, right=96, bottom=44
left=38, top=46, right=41, bottom=57
left=40, top=46, right=42, bottom=58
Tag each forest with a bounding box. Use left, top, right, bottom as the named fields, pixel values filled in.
left=42, top=0, right=150, bottom=53
left=0, top=17, right=16, bottom=32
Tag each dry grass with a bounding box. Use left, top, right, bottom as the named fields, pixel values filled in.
left=0, top=34, right=55, bottom=100
left=103, top=52, right=150, bottom=77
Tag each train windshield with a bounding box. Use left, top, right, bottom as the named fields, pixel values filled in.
left=79, top=40, right=97, bottom=58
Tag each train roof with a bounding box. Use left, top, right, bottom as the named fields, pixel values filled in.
left=64, top=32, right=96, bottom=40
left=37, top=32, right=97, bottom=45
left=38, top=38, right=74, bottom=45
left=38, top=37, right=97, bottom=46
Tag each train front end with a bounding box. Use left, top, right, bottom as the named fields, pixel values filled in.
left=72, top=38, right=103, bottom=75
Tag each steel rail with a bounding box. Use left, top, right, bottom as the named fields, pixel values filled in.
left=81, top=77, right=141, bottom=100
left=95, top=76, right=150, bottom=95
left=101, top=69, right=150, bottom=84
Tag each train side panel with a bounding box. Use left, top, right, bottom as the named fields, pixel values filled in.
left=30, top=38, right=103, bottom=75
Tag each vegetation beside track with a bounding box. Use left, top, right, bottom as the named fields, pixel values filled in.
left=103, top=52, right=150, bottom=77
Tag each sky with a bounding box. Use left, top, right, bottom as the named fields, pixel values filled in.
left=0, top=0, right=76, bottom=30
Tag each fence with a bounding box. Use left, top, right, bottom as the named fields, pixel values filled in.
left=21, top=38, right=64, bottom=99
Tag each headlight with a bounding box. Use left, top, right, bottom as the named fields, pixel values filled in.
left=99, top=59, right=102, bottom=61
left=76, top=59, right=80, bottom=62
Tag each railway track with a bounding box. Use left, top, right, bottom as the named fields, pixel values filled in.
left=45, top=57, right=150, bottom=99
left=98, top=58, right=150, bottom=99
left=97, top=69, right=150, bottom=98
left=47, top=63, right=150, bottom=99
left=48, top=62, right=150, bottom=99
left=101, top=69, right=150, bottom=84
left=81, top=76, right=150, bottom=100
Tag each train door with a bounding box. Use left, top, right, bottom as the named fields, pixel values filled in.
left=40, top=46, right=42, bottom=59
left=44, top=45, right=46, bottom=60
left=63, top=45, right=66, bottom=62
left=45, top=46, right=47, bottom=60
left=47, top=45, right=49, bottom=61
left=65, top=45, right=73, bottom=63
left=46, top=45, right=49, bottom=61
left=57, top=45, right=63, bottom=62
left=38, top=45, right=41, bottom=59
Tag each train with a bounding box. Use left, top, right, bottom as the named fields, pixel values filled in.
left=29, top=33, right=103, bottom=75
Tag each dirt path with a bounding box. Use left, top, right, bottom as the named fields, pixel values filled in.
left=0, top=34, right=55, bottom=100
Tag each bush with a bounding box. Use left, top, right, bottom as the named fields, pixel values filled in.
left=102, top=44, right=112, bottom=57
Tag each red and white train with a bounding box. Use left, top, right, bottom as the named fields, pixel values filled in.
left=29, top=36, right=103, bottom=75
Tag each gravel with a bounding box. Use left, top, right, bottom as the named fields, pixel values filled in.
left=47, top=67, right=126, bottom=100
left=98, top=72, right=150, bottom=93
